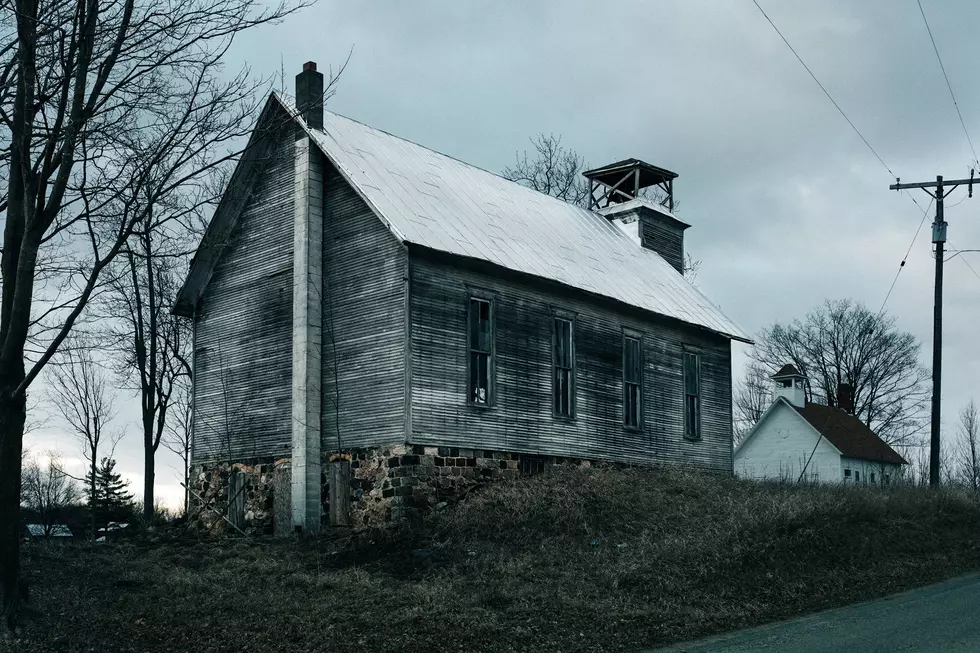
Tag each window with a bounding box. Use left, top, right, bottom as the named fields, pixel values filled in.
left=844, top=468, right=852, bottom=481
left=468, top=297, right=492, bottom=405
left=553, top=318, right=574, bottom=417
left=683, top=351, right=701, bottom=440
left=623, top=336, right=642, bottom=428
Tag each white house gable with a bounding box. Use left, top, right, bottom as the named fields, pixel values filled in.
left=735, top=400, right=842, bottom=483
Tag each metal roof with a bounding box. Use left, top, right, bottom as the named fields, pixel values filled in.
left=279, top=93, right=749, bottom=342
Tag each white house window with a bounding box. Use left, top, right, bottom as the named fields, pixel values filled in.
left=468, top=297, right=492, bottom=405
left=553, top=317, right=574, bottom=417
left=623, top=335, right=642, bottom=429
left=844, top=468, right=852, bottom=481
left=684, top=351, right=701, bottom=441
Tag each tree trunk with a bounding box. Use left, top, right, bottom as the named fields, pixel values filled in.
left=143, top=453, right=155, bottom=522
left=0, top=374, right=27, bottom=627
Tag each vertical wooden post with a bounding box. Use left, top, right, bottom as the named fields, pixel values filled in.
left=228, top=469, right=245, bottom=530
left=329, top=458, right=350, bottom=526
left=273, top=459, right=292, bottom=536
left=930, top=175, right=945, bottom=487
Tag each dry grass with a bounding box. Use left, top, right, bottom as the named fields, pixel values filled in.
left=6, top=467, right=980, bottom=652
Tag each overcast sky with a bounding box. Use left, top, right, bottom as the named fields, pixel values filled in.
left=28, top=0, right=980, bottom=506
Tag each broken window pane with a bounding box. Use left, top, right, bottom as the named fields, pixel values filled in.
left=468, top=298, right=492, bottom=405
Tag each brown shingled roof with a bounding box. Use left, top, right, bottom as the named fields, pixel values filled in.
left=792, top=402, right=908, bottom=465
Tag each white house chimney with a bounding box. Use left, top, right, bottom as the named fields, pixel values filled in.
left=772, top=364, right=806, bottom=408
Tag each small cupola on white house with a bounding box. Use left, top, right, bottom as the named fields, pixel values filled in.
left=735, top=362, right=908, bottom=484
left=771, top=363, right=806, bottom=408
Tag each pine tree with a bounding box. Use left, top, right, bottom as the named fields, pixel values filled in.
left=84, top=457, right=134, bottom=533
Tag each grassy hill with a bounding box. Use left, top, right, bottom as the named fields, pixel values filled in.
left=8, top=467, right=980, bottom=652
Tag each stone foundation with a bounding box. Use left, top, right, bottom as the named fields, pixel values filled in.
left=191, top=446, right=598, bottom=532
left=188, top=459, right=285, bottom=535
left=330, top=444, right=596, bottom=526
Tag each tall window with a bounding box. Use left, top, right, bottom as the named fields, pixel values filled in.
left=553, top=318, right=574, bottom=416
left=683, top=351, right=701, bottom=440
left=623, top=336, right=642, bottom=428
left=468, top=298, right=492, bottom=405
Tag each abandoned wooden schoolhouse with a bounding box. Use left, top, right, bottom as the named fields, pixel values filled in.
left=174, top=62, right=749, bottom=532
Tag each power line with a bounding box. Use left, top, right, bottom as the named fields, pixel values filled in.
left=877, top=197, right=933, bottom=317
left=916, top=0, right=979, bottom=166
left=750, top=0, right=980, bottom=308
left=749, top=0, right=895, bottom=177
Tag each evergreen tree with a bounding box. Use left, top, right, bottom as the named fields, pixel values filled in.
left=84, top=458, right=134, bottom=533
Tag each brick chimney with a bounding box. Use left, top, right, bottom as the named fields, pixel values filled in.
left=836, top=383, right=855, bottom=414
left=295, top=61, right=323, bottom=130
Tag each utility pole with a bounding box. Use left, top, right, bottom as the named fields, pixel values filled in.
left=890, top=171, right=974, bottom=486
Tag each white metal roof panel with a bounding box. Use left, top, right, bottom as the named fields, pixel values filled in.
left=278, top=94, right=748, bottom=342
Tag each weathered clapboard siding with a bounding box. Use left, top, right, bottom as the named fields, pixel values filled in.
left=192, top=130, right=295, bottom=463
left=320, top=162, right=408, bottom=450
left=408, top=252, right=733, bottom=470
left=640, top=217, right=684, bottom=274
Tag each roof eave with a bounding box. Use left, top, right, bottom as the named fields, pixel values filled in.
left=407, top=242, right=752, bottom=344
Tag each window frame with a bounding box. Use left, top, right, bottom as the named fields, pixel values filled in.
left=552, top=315, right=576, bottom=419
left=683, top=349, right=702, bottom=441
left=622, top=331, right=643, bottom=431
left=466, top=294, right=495, bottom=408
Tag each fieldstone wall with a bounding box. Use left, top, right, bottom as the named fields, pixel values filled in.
left=188, top=459, right=285, bottom=535
left=190, top=447, right=599, bottom=532
left=326, top=444, right=597, bottom=526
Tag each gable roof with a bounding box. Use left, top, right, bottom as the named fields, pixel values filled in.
left=792, top=402, right=908, bottom=465
left=177, top=93, right=749, bottom=343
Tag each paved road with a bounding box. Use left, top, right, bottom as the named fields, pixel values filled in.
left=652, top=574, right=980, bottom=652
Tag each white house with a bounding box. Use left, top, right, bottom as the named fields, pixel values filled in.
left=734, top=365, right=907, bottom=484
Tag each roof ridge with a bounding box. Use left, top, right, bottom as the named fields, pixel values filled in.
left=274, top=91, right=595, bottom=216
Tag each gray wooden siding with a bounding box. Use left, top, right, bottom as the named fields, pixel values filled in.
left=193, top=131, right=295, bottom=463
left=320, top=162, right=408, bottom=450
left=640, top=217, right=684, bottom=274
left=409, top=254, right=733, bottom=470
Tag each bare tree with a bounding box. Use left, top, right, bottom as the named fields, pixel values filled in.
left=751, top=299, right=929, bottom=446
left=162, top=379, right=192, bottom=517
left=502, top=134, right=698, bottom=277
left=20, top=451, right=79, bottom=536
left=47, top=342, right=118, bottom=540
left=0, top=0, right=313, bottom=619
left=503, top=134, right=591, bottom=206
left=733, top=360, right=772, bottom=445
left=104, top=241, right=191, bottom=521
left=957, top=400, right=980, bottom=493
